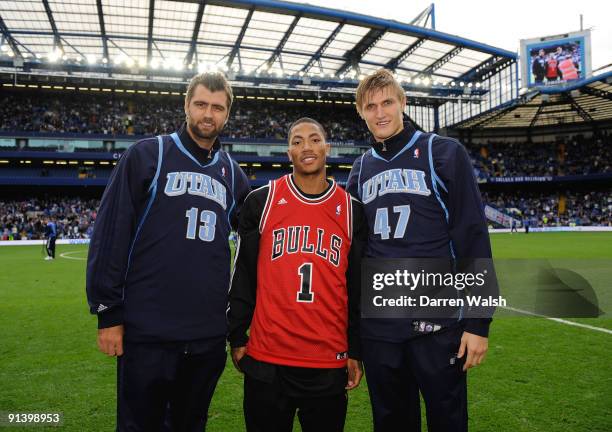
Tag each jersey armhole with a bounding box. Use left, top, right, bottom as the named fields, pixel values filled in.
left=226, top=153, right=237, bottom=224
left=125, top=135, right=164, bottom=283
left=357, top=152, right=366, bottom=200
left=259, top=180, right=276, bottom=234
left=147, top=135, right=164, bottom=192
left=428, top=134, right=449, bottom=223
left=428, top=134, right=456, bottom=260
left=346, top=192, right=354, bottom=242
left=428, top=134, right=448, bottom=193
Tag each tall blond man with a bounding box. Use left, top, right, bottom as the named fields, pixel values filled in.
left=346, top=69, right=492, bottom=432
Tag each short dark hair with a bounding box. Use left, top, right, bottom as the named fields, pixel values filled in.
left=185, top=72, right=234, bottom=111
left=287, top=117, right=327, bottom=143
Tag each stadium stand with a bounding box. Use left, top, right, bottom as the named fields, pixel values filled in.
left=1, top=91, right=610, bottom=181
left=0, top=0, right=610, bottom=236
left=0, top=198, right=98, bottom=240
left=3, top=187, right=609, bottom=241
left=0, top=90, right=369, bottom=143
left=467, top=132, right=612, bottom=178
left=481, top=190, right=612, bottom=227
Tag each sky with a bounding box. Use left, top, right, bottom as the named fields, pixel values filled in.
left=286, top=0, right=611, bottom=72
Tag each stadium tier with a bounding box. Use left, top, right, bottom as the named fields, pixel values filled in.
left=1, top=79, right=611, bottom=230
left=0, top=197, right=97, bottom=240
left=0, top=89, right=370, bottom=142
left=3, top=188, right=611, bottom=241
left=0, top=89, right=610, bottom=184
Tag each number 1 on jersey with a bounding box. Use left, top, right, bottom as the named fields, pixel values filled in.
left=297, top=263, right=314, bottom=302
left=374, top=205, right=411, bottom=240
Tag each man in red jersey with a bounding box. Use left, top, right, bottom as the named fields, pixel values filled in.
left=228, top=117, right=365, bottom=432
left=546, top=53, right=560, bottom=82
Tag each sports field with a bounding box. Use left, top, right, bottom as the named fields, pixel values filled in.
left=1, top=232, right=611, bottom=431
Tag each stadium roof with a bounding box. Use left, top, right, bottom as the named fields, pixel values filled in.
left=452, top=72, right=612, bottom=130
left=0, top=0, right=516, bottom=89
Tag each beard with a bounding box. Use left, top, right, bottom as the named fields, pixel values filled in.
left=187, top=116, right=223, bottom=141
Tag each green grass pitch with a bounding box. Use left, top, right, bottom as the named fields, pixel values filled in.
left=1, top=232, right=611, bottom=431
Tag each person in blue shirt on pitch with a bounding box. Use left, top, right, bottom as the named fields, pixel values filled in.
left=43, top=217, right=57, bottom=260
left=347, top=69, right=492, bottom=432
left=86, top=72, right=250, bottom=431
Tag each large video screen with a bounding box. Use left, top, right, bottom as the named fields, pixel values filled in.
left=520, top=30, right=591, bottom=89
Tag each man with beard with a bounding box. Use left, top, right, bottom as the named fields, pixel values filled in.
left=532, top=48, right=546, bottom=84
left=86, top=72, right=250, bottom=431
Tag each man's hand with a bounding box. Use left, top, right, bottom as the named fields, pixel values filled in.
left=345, top=358, right=363, bottom=390
left=97, top=325, right=124, bottom=357
left=231, top=346, right=247, bottom=373
left=457, top=331, right=488, bottom=371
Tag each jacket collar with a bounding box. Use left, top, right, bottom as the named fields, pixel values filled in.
left=179, top=122, right=221, bottom=164
left=370, top=119, right=417, bottom=160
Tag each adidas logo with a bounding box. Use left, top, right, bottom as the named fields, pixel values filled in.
left=277, top=198, right=288, bottom=205
left=97, top=304, right=108, bottom=313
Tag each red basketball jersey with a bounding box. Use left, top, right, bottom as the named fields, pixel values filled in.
left=247, top=174, right=353, bottom=368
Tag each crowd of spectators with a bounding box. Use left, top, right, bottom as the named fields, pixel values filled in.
left=1, top=90, right=609, bottom=177
left=469, top=133, right=612, bottom=179
left=0, top=197, right=98, bottom=240
left=0, top=90, right=369, bottom=143
left=0, top=93, right=133, bottom=135
left=228, top=102, right=370, bottom=142
left=1, top=190, right=610, bottom=242
left=482, top=190, right=612, bottom=227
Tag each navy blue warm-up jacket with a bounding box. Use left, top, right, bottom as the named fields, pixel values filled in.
left=347, top=123, right=492, bottom=341
left=86, top=124, right=250, bottom=343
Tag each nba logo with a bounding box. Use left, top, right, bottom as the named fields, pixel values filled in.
left=221, top=167, right=226, bottom=177
left=414, top=149, right=420, bottom=159
left=336, top=204, right=341, bottom=216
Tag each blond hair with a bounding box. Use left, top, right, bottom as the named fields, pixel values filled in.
left=355, top=69, right=405, bottom=115
left=185, top=72, right=234, bottom=111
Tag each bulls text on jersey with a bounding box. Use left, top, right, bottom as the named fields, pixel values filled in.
left=164, top=171, right=227, bottom=209
left=271, top=226, right=343, bottom=267
left=362, top=168, right=431, bottom=204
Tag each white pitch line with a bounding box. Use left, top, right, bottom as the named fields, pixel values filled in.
left=59, top=251, right=87, bottom=261
left=503, top=306, right=612, bottom=335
